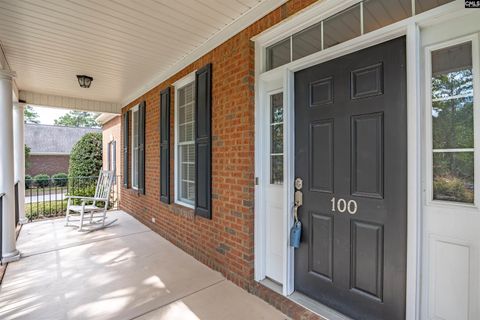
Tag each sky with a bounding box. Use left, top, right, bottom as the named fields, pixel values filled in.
left=31, top=105, right=70, bottom=125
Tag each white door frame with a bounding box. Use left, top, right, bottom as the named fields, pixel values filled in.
left=253, top=1, right=471, bottom=319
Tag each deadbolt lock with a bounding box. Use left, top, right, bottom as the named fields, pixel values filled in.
left=295, top=177, right=303, bottom=190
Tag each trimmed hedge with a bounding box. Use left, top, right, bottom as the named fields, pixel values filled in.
left=34, top=174, right=50, bottom=188
left=25, top=200, right=67, bottom=220
left=52, top=173, right=68, bottom=187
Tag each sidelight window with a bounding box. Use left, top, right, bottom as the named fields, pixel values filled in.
left=270, top=92, right=284, bottom=185
left=430, top=41, right=475, bottom=204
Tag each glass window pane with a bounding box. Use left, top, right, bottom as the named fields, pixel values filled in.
left=324, top=4, right=361, bottom=49
left=292, top=22, right=322, bottom=61
left=266, top=38, right=291, bottom=71
left=178, top=87, right=185, bottom=106
left=271, top=124, right=283, bottom=154
left=364, top=0, right=412, bottom=33
left=433, top=152, right=474, bottom=203
left=415, top=0, right=454, bottom=14
left=271, top=155, right=284, bottom=185
left=177, top=81, right=196, bottom=204
left=432, top=97, right=474, bottom=149
left=431, top=42, right=473, bottom=150
left=270, top=92, right=283, bottom=185
left=271, top=93, right=283, bottom=123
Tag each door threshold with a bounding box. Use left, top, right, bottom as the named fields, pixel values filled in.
left=259, top=279, right=353, bottom=320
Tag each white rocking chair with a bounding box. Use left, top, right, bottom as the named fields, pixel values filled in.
left=65, top=170, right=115, bottom=231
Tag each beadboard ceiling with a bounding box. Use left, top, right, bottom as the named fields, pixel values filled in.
left=0, top=0, right=284, bottom=110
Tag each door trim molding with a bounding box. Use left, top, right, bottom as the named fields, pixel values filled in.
left=254, top=1, right=473, bottom=319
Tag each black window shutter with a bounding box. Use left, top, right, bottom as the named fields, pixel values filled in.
left=138, top=101, right=146, bottom=195
left=160, top=87, right=171, bottom=204
left=195, top=63, right=212, bottom=219
left=122, top=112, right=129, bottom=188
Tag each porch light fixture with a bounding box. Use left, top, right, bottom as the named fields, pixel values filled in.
left=76, top=75, right=93, bottom=88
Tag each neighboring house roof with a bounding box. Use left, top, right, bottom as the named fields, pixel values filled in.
left=25, top=124, right=101, bottom=155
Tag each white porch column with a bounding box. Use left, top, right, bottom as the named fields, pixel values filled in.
left=0, top=69, right=20, bottom=263
left=13, top=104, right=26, bottom=224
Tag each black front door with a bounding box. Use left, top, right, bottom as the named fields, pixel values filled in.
left=294, top=37, right=407, bottom=320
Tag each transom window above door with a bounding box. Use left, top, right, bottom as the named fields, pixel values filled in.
left=429, top=40, right=476, bottom=204
left=265, top=0, right=455, bottom=71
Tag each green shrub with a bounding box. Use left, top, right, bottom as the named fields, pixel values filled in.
left=52, top=173, right=68, bottom=187
left=433, top=175, right=474, bottom=203
left=25, top=175, right=33, bottom=189
left=34, top=174, right=50, bottom=188
left=25, top=200, right=68, bottom=220
left=68, top=132, right=103, bottom=180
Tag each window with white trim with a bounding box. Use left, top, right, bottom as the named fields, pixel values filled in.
left=430, top=41, right=474, bottom=203
left=131, top=105, right=139, bottom=189
left=176, top=81, right=196, bottom=205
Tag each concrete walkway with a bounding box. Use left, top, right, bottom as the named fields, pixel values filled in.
left=0, top=211, right=288, bottom=320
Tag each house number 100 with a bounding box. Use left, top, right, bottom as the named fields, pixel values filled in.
left=331, top=197, right=358, bottom=215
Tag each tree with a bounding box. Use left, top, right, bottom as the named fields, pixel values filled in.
left=25, top=144, right=31, bottom=170
left=24, top=106, right=40, bottom=124
left=68, top=132, right=103, bottom=178
left=54, top=111, right=100, bottom=128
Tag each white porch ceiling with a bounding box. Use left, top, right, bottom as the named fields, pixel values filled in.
left=0, top=0, right=284, bottom=111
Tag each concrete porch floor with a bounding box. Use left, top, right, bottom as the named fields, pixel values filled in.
left=0, top=211, right=288, bottom=320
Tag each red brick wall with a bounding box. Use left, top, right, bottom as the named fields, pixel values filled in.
left=120, top=1, right=322, bottom=319
left=102, top=116, right=121, bottom=171
left=102, top=116, right=122, bottom=205
left=27, top=154, right=70, bottom=177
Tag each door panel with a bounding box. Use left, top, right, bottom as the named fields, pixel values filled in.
left=351, top=112, right=384, bottom=198
left=309, top=212, right=334, bottom=280
left=310, top=120, right=334, bottom=192
left=294, top=37, right=407, bottom=320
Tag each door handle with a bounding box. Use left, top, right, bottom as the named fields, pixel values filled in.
left=294, top=178, right=303, bottom=221
left=291, top=178, right=304, bottom=248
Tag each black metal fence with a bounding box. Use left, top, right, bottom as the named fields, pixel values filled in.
left=14, top=181, right=19, bottom=226
left=24, top=175, right=121, bottom=221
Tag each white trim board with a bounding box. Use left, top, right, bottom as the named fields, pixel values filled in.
left=96, top=113, right=120, bottom=125
left=19, top=90, right=121, bottom=114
